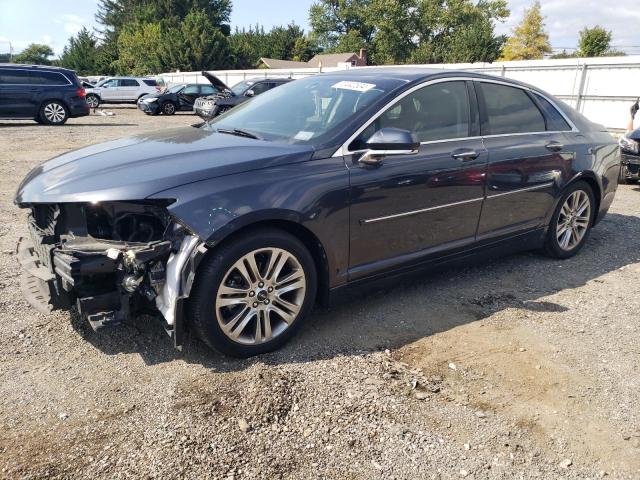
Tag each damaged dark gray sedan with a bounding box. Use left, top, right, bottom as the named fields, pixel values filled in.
left=15, top=69, right=620, bottom=357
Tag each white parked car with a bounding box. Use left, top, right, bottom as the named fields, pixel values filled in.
left=85, top=77, right=161, bottom=108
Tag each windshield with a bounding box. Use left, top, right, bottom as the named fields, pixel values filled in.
left=167, top=84, right=185, bottom=93
left=231, top=80, right=254, bottom=95
left=95, top=78, right=110, bottom=87
left=210, top=75, right=402, bottom=145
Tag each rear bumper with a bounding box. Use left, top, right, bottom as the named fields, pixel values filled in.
left=68, top=99, right=90, bottom=118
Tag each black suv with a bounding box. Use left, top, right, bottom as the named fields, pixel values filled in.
left=0, top=64, right=89, bottom=125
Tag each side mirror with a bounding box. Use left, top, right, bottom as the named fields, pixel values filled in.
left=102, top=84, right=109, bottom=88
left=245, top=89, right=255, bottom=97
left=359, top=128, right=420, bottom=166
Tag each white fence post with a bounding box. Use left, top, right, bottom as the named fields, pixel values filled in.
left=575, top=64, right=589, bottom=113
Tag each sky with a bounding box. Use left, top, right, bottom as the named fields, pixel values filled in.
left=1, top=0, right=640, bottom=57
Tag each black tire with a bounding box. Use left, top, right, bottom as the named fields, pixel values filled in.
left=544, top=181, right=595, bottom=259
left=618, top=165, right=628, bottom=185
left=162, top=101, right=176, bottom=115
left=188, top=228, right=317, bottom=357
left=39, top=100, right=69, bottom=125
left=86, top=94, right=100, bottom=108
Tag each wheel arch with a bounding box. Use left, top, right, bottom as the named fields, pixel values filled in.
left=199, top=217, right=330, bottom=307
left=545, top=171, right=602, bottom=227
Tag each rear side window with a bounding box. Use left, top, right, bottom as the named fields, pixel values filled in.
left=532, top=92, right=572, bottom=131
left=0, top=69, right=31, bottom=85
left=120, top=79, right=139, bottom=87
left=478, top=82, right=545, bottom=135
left=143, top=79, right=157, bottom=86
left=30, top=71, right=69, bottom=85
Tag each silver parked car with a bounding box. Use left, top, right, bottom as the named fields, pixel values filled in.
left=85, top=77, right=160, bottom=108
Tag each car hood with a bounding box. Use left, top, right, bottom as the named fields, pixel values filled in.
left=201, top=71, right=233, bottom=94
left=15, top=126, right=315, bottom=204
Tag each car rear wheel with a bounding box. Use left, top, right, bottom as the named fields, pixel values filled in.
left=188, top=228, right=317, bottom=357
left=39, top=100, right=69, bottom=125
left=86, top=94, right=100, bottom=108
left=544, top=181, right=595, bottom=259
left=162, top=102, right=176, bottom=115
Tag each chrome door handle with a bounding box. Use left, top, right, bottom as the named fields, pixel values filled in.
left=546, top=141, right=564, bottom=151
left=451, top=149, right=479, bottom=161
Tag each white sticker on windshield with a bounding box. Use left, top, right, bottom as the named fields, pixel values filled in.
left=294, top=131, right=314, bottom=140
left=331, top=81, right=376, bottom=92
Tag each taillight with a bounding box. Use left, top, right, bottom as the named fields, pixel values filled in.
left=155, top=86, right=161, bottom=92
left=76, top=87, right=86, bottom=98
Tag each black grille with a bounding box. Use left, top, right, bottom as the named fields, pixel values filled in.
left=27, top=204, right=60, bottom=269
left=32, top=204, right=59, bottom=235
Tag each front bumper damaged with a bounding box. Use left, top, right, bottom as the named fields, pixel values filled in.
left=16, top=203, right=205, bottom=348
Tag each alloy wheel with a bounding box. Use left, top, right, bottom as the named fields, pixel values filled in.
left=215, top=248, right=306, bottom=345
left=556, top=190, right=591, bottom=251
left=87, top=96, right=99, bottom=108
left=164, top=103, right=175, bottom=114
left=43, top=103, right=66, bottom=123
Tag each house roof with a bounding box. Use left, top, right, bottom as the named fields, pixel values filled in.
left=259, top=52, right=364, bottom=69
left=258, top=58, right=308, bottom=69
left=306, top=53, right=358, bottom=67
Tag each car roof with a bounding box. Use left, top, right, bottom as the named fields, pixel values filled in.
left=317, top=67, right=549, bottom=94
left=0, top=63, right=75, bottom=73
left=243, top=77, right=292, bottom=82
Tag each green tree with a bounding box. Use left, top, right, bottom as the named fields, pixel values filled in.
left=60, top=28, right=99, bottom=75
left=500, top=1, right=551, bottom=60
left=161, top=9, right=232, bottom=71
left=578, top=26, right=611, bottom=57
left=309, top=0, right=375, bottom=52
left=14, top=43, right=54, bottom=65
left=263, top=23, right=306, bottom=60
left=308, top=0, right=508, bottom=65
left=113, top=22, right=163, bottom=75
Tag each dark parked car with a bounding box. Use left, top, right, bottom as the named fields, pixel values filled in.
left=193, top=75, right=292, bottom=120
left=137, top=75, right=223, bottom=115
left=0, top=64, right=89, bottom=125
left=618, top=128, right=640, bottom=183
left=15, top=69, right=620, bottom=357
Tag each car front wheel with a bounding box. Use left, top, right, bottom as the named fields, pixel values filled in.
left=162, top=102, right=176, bottom=115
left=39, top=100, right=69, bottom=125
left=545, top=181, right=595, bottom=259
left=188, top=228, right=317, bottom=357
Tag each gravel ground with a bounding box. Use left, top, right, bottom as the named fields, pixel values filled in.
left=0, top=106, right=639, bottom=479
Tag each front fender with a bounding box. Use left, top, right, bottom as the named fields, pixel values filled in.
left=148, top=157, right=351, bottom=287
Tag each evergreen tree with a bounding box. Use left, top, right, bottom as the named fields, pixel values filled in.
left=60, top=28, right=99, bottom=75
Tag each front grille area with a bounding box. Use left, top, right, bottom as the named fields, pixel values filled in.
left=27, top=204, right=60, bottom=270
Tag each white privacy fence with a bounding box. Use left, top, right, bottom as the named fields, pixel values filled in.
left=159, top=56, right=640, bottom=132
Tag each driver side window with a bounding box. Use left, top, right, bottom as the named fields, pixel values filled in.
left=350, top=81, right=471, bottom=150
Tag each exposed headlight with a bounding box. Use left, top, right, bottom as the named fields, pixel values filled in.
left=619, top=134, right=639, bottom=154
left=144, top=97, right=158, bottom=103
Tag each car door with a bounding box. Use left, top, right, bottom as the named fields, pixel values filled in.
left=178, top=85, right=201, bottom=109
left=118, top=78, right=140, bottom=101
left=100, top=78, right=119, bottom=101
left=474, top=81, right=575, bottom=240
left=0, top=68, right=34, bottom=117
left=346, top=80, right=488, bottom=279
